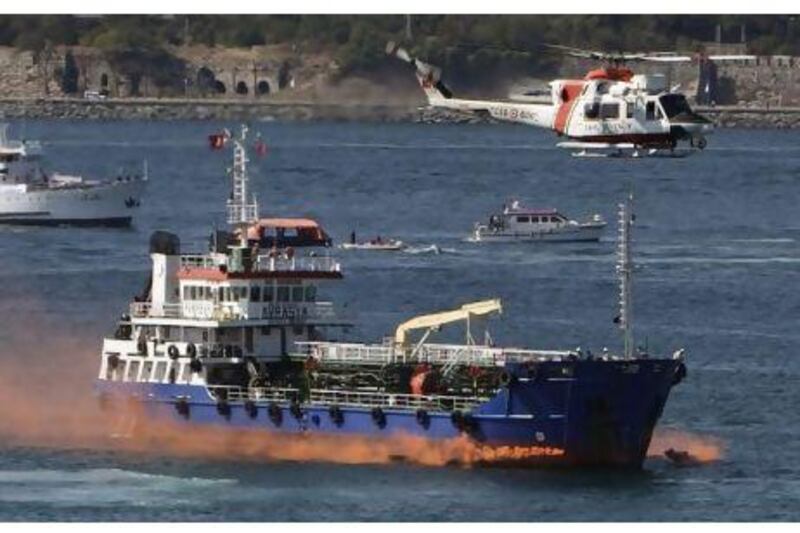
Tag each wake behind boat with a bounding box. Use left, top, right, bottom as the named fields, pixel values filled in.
left=0, top=124, right=146, bottom=227
left=473, top=200, right=606, bottom=242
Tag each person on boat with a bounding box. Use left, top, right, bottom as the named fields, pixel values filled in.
left=350, top=230, right=356, bottom=244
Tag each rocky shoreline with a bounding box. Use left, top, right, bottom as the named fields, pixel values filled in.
left=1, top=97, right=800, bottom=128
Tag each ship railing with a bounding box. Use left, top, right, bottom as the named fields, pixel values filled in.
left=295, top=341, right=577, bottom=366
left=255, top=255, right=340, bottom=273
left=131, top=300, right=342, bottom=323
left=294, top=342, right=396, bottom=364
left=205, top=385, right=484, bottom=411
left=180, top=254, right=221, bottom=269
left=207, top=385, right=300, bottom=403
left=130, top=302, right=182, bottom=318
left=178, top=253, right=340, bottom=274
left=307, top=389, right=486, bottom=412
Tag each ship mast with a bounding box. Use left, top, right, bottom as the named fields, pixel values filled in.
left=617, top=192, right=634, bottom=359
left=226, top=125, right=259, bottom=246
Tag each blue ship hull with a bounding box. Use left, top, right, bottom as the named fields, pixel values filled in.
left=96, top=358, right=684, bottom=468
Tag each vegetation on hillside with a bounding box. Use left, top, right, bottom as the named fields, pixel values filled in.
left=2, top=15, right=799, bottom=91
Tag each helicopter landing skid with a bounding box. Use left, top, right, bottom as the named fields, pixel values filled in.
left=569, top=147, right=695, bottom=159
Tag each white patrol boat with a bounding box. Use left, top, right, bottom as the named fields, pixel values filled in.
left=473, top=200, right=606, bottom=242
left=0, top=124, right=146, bottom=226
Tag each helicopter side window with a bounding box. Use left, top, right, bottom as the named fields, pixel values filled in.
left=584, top=103, right=600, bottom=120
left=646, top=101, right=657, bottom=120
left=599, top=103, right=619, bottom=120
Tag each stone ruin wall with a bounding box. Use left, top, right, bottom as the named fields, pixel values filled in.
left=0, top=45, right=304, bottom=100
left=3, top=44, right=800, bottom=107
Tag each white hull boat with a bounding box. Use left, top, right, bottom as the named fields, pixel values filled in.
left=473, top=201, right=606, bottom=243
left=0, top=124, right=147, bottom=226
left=340, top=239, right=406, bottom=251
left=0, top=177, right=146, bottom=226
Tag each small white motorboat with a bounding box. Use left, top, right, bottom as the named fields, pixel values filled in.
left=473, top=200, right=606, bottom=243
left=340, top=232, right=406, bottom=251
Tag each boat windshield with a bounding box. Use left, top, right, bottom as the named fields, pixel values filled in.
left=658, top=94, right=693, bottom=118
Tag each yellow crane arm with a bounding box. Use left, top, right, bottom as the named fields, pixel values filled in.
left=393, top=299, right=502, bottom=347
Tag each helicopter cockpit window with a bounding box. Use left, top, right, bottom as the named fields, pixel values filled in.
left=599, top=103, right=619, bottom=119
left=659, top=94, right=692, bottom=118
left=584, top=102, right=600, bottom=119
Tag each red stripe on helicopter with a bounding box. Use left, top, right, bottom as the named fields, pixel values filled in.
left=553, top=82, right=585, bottom=135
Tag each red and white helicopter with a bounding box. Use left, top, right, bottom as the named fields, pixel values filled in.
left=388, top=42, right=754, bottom=157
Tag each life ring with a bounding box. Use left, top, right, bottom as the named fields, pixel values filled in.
left=186, top=343, right=197, bottom=359
left=168, top=345, right=179, bottom=360
left=244, top=400, right=258, bottom=419
left=371, top=407, right=387, bottom=428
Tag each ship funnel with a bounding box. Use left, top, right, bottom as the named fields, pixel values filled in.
left=149, top=230, right=180, bottom=255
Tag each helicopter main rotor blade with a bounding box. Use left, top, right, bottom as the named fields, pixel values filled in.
left=641, top=54, right=756, bottom=62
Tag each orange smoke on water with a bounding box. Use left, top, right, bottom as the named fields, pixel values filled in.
left=0, top=362, right=565, bottom=468
left=127, top=421, right=565, bottom=468
left=648, top=428, right=725, bottom=463
left=0, top=308, right=563, bottom=468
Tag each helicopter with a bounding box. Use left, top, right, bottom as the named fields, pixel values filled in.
left=387, top=42, right=754, bottom=157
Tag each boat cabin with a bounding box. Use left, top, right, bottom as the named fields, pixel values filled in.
left=245, top=218, right=333, bottom=248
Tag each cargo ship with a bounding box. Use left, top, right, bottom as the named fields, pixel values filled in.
left=95, top=126, right=687, bottom=468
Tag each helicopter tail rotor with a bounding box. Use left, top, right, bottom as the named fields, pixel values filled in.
left=386, top=41, right=453, bottom=101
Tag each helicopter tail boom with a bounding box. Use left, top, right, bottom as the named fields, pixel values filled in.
left=387, top=41, right=554, bottom=129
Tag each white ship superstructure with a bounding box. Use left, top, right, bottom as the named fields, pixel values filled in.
left=0, top=124, right=146, bottom=226
left=473, top=200, right=606, bottom=242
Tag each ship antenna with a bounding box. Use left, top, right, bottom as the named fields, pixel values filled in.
left=226, top=125, right=259, bottom=246
left=617, top=191, right=634, bottom=359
